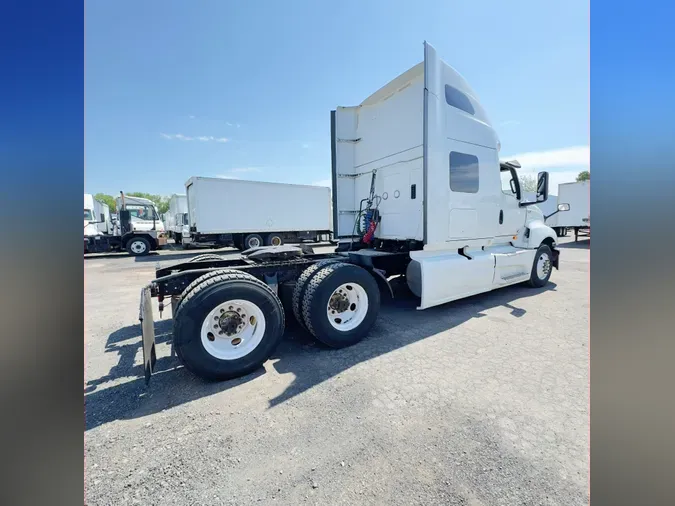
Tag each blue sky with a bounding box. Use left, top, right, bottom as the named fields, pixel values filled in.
left=85, top=0, right=589, bottom=195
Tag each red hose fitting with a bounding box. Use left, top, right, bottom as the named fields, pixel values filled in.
left=363, top=220, right=377, bottom=243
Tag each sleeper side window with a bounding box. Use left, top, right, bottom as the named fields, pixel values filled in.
left=449, top=152, right=479, bottom=193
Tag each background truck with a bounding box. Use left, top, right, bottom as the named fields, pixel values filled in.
left=84, top=194, right=113, bottom=237
left=182, top=177, right=333, bottom=250
left=84, top=192, right=168, bottom=256
left=165, top=194, right=188, bottom=243
left=139, top=42, right=568, bottom=384
left=546, top=181, right=590, bottom=241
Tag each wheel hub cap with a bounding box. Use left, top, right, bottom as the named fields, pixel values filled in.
left=329, top=291, right=350, bottom=313
left=217, top=309, right=246, bottom=337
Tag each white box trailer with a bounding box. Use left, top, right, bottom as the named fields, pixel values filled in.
left=183, top=177, right=332, bottom=250
left=139, top=42, right=567, bottom=384
left=546, top=181, right=590, bottom=240
left=166, top=194, right=188, bottom=242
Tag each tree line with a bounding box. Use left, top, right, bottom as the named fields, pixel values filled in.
left=93, top=193, right=171, bottom=214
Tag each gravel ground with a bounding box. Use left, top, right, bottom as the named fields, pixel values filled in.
left=85, top=237, right=590, bottom=506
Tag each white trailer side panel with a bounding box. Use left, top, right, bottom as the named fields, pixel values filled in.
left=185, top=177, right=332, bottom=234
left=554, top=181, right=590, bottom=227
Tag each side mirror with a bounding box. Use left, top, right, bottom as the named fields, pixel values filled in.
left=558, top=203, right=570, bottom=212
left=536, top=171, right=549, bottom=202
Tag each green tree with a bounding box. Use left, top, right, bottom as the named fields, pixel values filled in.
left=126, top=192, right=170, bottom=214
left=576, top=170, right=590, bottom=182
left=519, top=174, right=538, bottom=192
left=94, top=193, right=117, bottom=212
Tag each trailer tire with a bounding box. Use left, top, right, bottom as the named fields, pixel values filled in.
left=265, top=233, right=284, bottom=247
left=126, top=237, right=151, bottom=256
left=528, top=244, right=553, bottom=288
left=292, top=259, right=343, bottom=329
left=244, top=234, right=264, bottom=249
left=173, top=270, right=285, bottom=381
left=301, top=262, right=380, bottom=348
left=189, top=253, right=224, bottom=263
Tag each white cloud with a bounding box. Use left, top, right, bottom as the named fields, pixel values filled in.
left=161, top=133, right=194, bottom=141
left=226, top=122, right=233, bottom=126
left=312, top=179, right=332, bottom=187
left=161, top=133, right=228, bottom=143
left=502, top=145, right=589, bottom=170
left=189, top=115, right=196, bottom=119
left=215, top=174, right=240, bottom=179
left=301, top=143, right=310, bottom=149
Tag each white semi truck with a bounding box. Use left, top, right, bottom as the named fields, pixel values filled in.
left=181, top=177, right=333, bottom=250
left=138, top=42, right=569, bottom=383
left=84, top=194, right=113, bottom=237
left=84, top=192, right=168, bottom=256
left=165, top=194, right=188, bottom=243
left=546, top=181, right=590, bottom=241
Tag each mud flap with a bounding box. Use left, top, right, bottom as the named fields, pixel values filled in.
left=139, top=285, right=157, bottom=384
left=551, top=247, right=560, bottom=270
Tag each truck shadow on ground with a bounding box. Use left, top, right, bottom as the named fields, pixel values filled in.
left=85, top=279, right=556, bottom=431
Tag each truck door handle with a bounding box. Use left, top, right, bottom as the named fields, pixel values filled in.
left=499, top=210, right=504, bottom=224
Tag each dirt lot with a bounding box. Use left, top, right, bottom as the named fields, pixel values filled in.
left=85, top=237, right=589, bottom=506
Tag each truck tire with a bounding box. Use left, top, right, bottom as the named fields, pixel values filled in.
left=292, top=259, right=342, bottom=329
left=175, top=234, right=182, bottom=245
left=301, top=262, right=380, bottom=348
left=265, top=233, right=283, bottom=247
left=528, top=244, right=553, bottom=288
left=189, top=253, right=224, bottom=263
left=126, top=237, right=151, bottom=256
left=244, top=234, right=264, bottom=249
left=173, top=270, right=285, bottom=381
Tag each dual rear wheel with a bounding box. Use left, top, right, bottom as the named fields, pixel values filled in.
left=172, top=262, right=379, bottom=380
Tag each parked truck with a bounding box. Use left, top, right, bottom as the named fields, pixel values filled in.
left=84, top=194, right=113, bottom=237
left=546, top=181, right=590, bottom=241
left=165, top=194, right=188, bottom=243
left=181, top=177, right=333, bottom=250
left=138, top=42, right=570, bottom=383
left=84, top=192, right=168, bottom=256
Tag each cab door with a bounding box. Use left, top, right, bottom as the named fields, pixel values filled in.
left=497, top=167, right=526, bottom=241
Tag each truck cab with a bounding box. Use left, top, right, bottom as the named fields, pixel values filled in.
left=332, top=42, right=563, bottom=309
left=114, top=194, right=167, bottom=255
